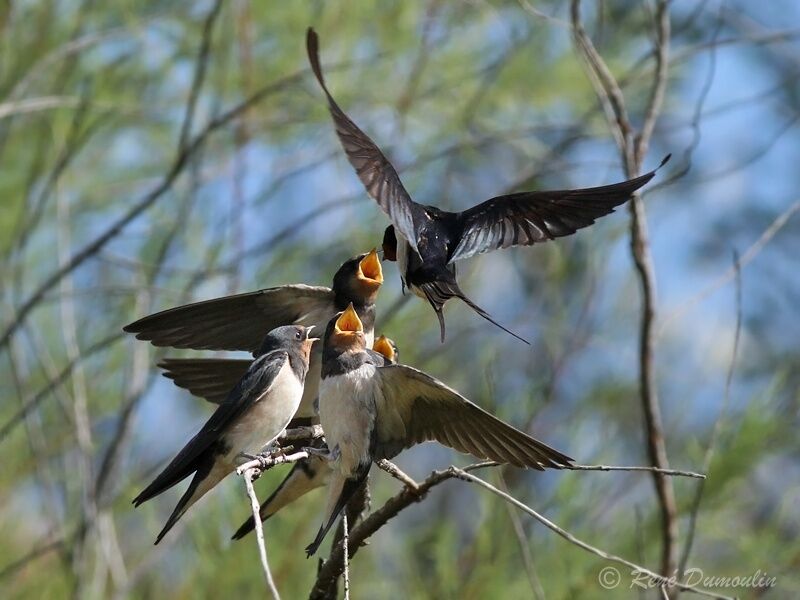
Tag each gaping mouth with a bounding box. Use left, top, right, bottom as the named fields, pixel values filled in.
left=372, top=335, right=396, bottom=362
left=358, top=248, right=383, bottom=285
left=334, top=303, right=363, bottom=334
left=305, top=325, right=320, bottom=342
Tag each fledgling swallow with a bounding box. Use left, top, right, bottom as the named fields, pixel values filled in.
left=125, top=250, right=383, bottom=421
left=306, top=28, right=669, bottom=343
left=305, top=305, right=572, bottom=556
left=229, top=335, right=399, bottom=541
left=132, top=325, right=317, bottom=544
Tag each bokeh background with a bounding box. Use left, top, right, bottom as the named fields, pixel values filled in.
left=1, top=1, right=798, bottom=598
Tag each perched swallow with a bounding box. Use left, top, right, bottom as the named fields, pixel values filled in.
left=132, top=325, right=316, bottom=544
left=307, top=28, right=669, bottom=343
left=125, top=250, right=383, bottom=421
left=305, top=305, right=572, bottom=556
left=230, top=335, right=399, bottom=540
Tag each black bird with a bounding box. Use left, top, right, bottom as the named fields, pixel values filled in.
left=132, top=325, right=316, bottom=544
left=306, top=27, right=669, bottom=343
left=124, top=250, right=383, bottom=422
left=229, top=334, right=399, bottom=541
left=305, top=305, right=572, bottom=556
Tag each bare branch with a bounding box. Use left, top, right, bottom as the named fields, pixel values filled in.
left=679, top=252, right=743, bottom=576
left=566, top=464, right=705, bottom=479
left=236, top=450, right=310, bottom=475
left=571, top=0, right=679, bottom=579
left=376, top=459, right=420, bottom=490
left=308, top=462, right=496, bottom=599
left=242, top=468, right=281, bottom=600
left=449, top=468, right=734, bottom=600
left=0, top=332, right=123, bottom=443
left=659, top=201, right=800, bottom=337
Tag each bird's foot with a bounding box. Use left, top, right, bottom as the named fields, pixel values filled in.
left=303, top=444, right=338, bottom=462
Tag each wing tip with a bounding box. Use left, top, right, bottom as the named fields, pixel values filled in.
left=306, top=27, right=325, bottom=88
left=658, top=153, right=672, bottom=170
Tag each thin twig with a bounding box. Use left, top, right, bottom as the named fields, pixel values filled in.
left=342, top=514, right=350, bottom=600
left=243, top=468, right=281, bottom=600
left=658, top=201, right=800, bottom=337
left=236, top=450, right=310, bottom=475
left=0, top=55, right=366, bottom=353
left=308, top=462, right=496, bottom=599
left=570, top=0, right=678, bottom=578
left=449, top=468, right=734, bottom=600
left=376, top=459, right=420, bottom=491
left=679, top=252, right=743, bottom=576
left=566, top=464, right=705, bottom=479
left=495, top=471, right=545, bottom=600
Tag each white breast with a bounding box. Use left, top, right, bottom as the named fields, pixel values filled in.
left=225, top=360, right=303, bottom=459
left=318, top=364, right=380, bottom=477
left=295, top=307, right=374, bottom=418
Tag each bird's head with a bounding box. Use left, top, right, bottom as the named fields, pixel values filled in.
left=332, top=248, right=383, bottom=304
left=257, top=325, right=319, bottom=362
left=324, top=303, right=367, bottom=354
left=382, top=225, right=397, bottom=262
left=372, top=334, right=399, bottom=364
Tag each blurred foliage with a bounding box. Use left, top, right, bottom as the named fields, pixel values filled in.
left=1, top=0, right=799, bottom=598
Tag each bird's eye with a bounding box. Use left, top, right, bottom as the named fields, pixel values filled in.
left=295, top=330, right=302, bottom=340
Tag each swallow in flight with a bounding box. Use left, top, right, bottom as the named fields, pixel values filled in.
left=307, top=28, right=669, bottom=343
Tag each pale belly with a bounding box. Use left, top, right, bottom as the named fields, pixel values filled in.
left=224, top=360, right=303, bottom=459
left=318, top=365, right=378, bottom=477
left=296, top=313, right=374, bottom=419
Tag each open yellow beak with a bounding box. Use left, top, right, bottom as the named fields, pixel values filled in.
left=357, top=248, right=383, bottom=285
left=334, top=303, right=363, bottom=334
left=372, top=335, right=396, bottom=362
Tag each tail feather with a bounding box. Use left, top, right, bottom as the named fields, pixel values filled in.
left=419, top=280, right=529, bottom=345
left=231, top=457, right=329, bottom=540
left=153, top=457, right=227, bottom=545
left=305, top=466, right=369, bottom=557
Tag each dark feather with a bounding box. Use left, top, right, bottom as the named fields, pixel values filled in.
left=304, top=466, right=370, bottom=557
left=449, top=156, right=670, bottom=262
left=159, top=358, right=252, bottom=404
left=132, top=351, right=288, bottom=506
left=124, top=285, right=333, bottom=353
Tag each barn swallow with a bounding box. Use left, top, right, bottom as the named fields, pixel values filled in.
left=306, top=28, right=669, bottom=343
left=125, top=250, right=383, bottom=421
left=229, top=335, right=399, bottom=540
left=305, top=305, right=572, bottom=556
left=132, top=325, right=316, bottom=544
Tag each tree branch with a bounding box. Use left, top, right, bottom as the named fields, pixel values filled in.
left=242, top=467, right=281, bottom=600
left=449, top=468, right=734, bottom=600
left=570, top=0, right=678, bottom=579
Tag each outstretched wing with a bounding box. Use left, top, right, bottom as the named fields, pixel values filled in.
left=124, top=284, right=335, bottom=354
left=159, top=358, right=252, bottom=404
left=375, top=365, right=572, bottom=469
left=306, top=28, right=421, bottom=255
left=449, top=157, right=669, bottom=263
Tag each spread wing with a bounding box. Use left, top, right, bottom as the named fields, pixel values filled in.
left=134, top=351, right=288, bottom=505
left=306, top=28, right=421, bottom=255
left=449, top=157, right=669, bottom=263
left=374, top=365, right=572, bottom=469
left=124, top=284, right=335, bottom=354
left=159, top=358, right=253, bottom=404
